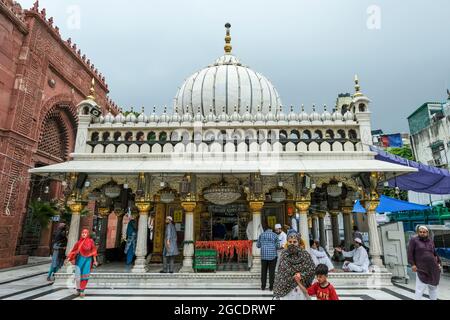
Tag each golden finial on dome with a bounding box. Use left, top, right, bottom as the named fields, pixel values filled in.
left=354, top=74, right=363, bottom=97
left=87, top=77, right=96, bottom=100
left=224, top=23, right=232, bottom=54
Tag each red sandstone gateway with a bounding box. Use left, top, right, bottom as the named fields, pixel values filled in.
left=0, top=0, right=118, bottom=268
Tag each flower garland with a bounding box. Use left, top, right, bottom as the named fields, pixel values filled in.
left=195, top=240, right=253, bottom=259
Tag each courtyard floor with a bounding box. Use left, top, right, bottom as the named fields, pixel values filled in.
left=0, top=258, right=448, bottom=300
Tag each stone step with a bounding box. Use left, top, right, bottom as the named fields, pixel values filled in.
left=53, top=271, right=393, bottom=289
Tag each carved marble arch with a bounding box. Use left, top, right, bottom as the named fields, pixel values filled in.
left=313, top=130, right=323, bottom=139
left=289, top=130, right=300, bottom=141
left=348, top=129, right=358, bottom=139
left=88, top=176, right=139, bottom=194
left=313, top=176, right=359, bottom=193
left=91, top=132, right=100, bottom=142
left=325, top=129, right=334, bottom=139
left=337, top=129, right=346, bottom=139
left=302, top=130, right=312, bottom=139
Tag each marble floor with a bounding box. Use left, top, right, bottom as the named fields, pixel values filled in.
left=1, top=260, right=448, bottom=300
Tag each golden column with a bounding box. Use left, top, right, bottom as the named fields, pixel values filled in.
left=295, top=199, right=311, bottom=250
left=132, top=199, right=153, bottom=273
left=249, top=201, right=265, bottom=273
left=180, top=201, right=197, bottom=273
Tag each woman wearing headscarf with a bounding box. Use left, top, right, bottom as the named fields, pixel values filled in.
left=66, top=228, right=98, bottom=298
left=47, top=223, right=67, bottom=282
left=408, top=225, right=441, bottom=300
left=124, top=218, right=137, bottom=268
left=273, top=232, right=316, bottom=300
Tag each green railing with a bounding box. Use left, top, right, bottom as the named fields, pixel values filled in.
left=388, top=207, right=450, bottom=232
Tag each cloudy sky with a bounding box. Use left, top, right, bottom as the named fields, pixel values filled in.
left=21, top=0, right=450, bottom=132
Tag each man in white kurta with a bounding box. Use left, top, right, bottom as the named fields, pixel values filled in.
left=309, top=240, right=334, bottom=271
left=274, top=224, right=287, bottom=272
left=336, top=238, right=370, bottom=273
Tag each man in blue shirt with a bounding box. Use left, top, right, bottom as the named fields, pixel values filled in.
left=257, top=223, right=280, bottom=291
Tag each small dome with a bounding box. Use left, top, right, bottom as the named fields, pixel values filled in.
left=160, top=107, right=170, bottom=123
left=309, top=105, right=321, bottom=122
left=194, top=110, right=204, bottom=122
left=104, top=111, right=114, bottom=123
left=98, top=114, right=105, bottom=123
left=288, top=106, right=298, bottom=121
left=277, top=106, right=287, bottom=121
left=299, top=105, right=309, bottom=122
left=205, top=107, right=216, bottom=122
left=114, top=111, right=125, bottom=124
left=181, top=111, right=193, bottom=122
left=242, top=106, right=252, bottom=122
left=230, top=106, right=242, bottom=122
left=321, top=105, right=332, bottom=121
left=266, top=106, right=276, bottom=121
left=217, top=107, right=229, bottom=122
left=125, top=108, right=137, bottom=123
left=344, top=110, right=354, bottom=121
left=137, top=108, right=148, bottom=123
left=332, top=108, right=343, bottom=121
left=171, top=111, right=181, bottom=123
left=148, top=107, right=159, bottom=123
left=253, top=106, right=265, bottom=122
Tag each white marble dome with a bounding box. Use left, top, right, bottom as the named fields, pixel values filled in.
left=173, top=25, right=282, bottom=119
left=174, top=54, right=282, bottom=118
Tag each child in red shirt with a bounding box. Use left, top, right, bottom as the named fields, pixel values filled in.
left=295, top=264, right=339, bottom=300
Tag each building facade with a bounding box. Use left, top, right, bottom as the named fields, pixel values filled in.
left=0, top=0, right=119, bottom=268
left=31, top=23, right=416, bottom=275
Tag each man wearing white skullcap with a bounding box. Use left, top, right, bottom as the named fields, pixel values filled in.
left=408, top=225, right=441, bottom=300
left=274, top=223, right=287, bottom=272
left=335, top=238, right=370, bottom=272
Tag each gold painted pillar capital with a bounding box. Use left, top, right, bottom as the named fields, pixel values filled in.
left=181, top=201, right=197, bottom=213
left=366, top=199, right=380, bottom=213
left=342, top=206, right=353, bottom=215
left=68, top=200, right=86, bottom=215
left=249, top=201, right=264, bottom=213
left=136, top=201, right=152, bottom=215
left=330, top=210, right=340, bottom=217
left=98, top=207, right=111, bottom=218
left=295, top=200, right=311, bottom=214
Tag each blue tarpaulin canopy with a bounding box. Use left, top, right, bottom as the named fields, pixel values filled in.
left=352, top=195, right=431, bottom=214
left=370, top=146, right=450, bottom=194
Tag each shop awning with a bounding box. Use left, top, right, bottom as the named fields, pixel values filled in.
left=29, top=158, right=417, bottom=177
left=352, top=195, right=431, bottom=214
left=371, top=146, right=450, bottom=194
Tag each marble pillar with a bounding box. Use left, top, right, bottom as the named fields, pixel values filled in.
left=342, top=207, right=353, bottom=250
left=318, top=213, right=326, bottom=249
left=132, top=201, right=152, bottom=273
left=311, top=214, right=319, bottom=241
left=296, top=200, right=311, bottom=251
left=180, top=201, right=197, bottom=273
left=366, top=200, right=386, bottom=270
left=250, top=201, right=264, bottom=273
left=65, top=201, right=85, bottom=257
left=331, top=211, right=340, bottom=248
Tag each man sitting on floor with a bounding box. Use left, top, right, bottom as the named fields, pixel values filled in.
left=334, top=238, right=370, bottom=273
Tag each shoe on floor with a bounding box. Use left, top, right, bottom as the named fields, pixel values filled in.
left=160, top=270, right=167, bottom=273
